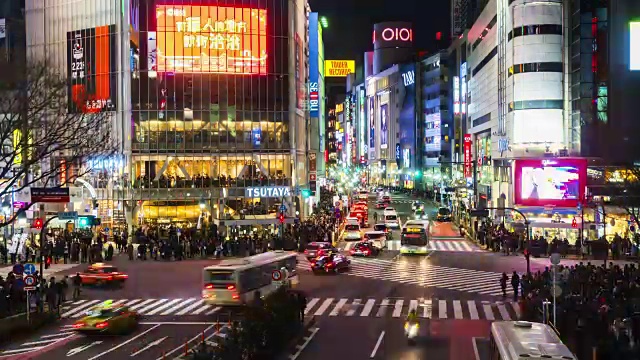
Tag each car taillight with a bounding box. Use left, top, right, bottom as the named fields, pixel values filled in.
left=232, top=293, right=240, bottom=300
left=204, top=283, right=214, bottom=290
left=304, top=249, right=308, bottom=254
left=350, top=249, right=355, bottom=254
left=73, top=323, right=84, bottom=329
left=326, top=262, right=334, bottom=268
left=364, top=250, right=370, bottom=255
left=107, top=276, right=113, bottom=281
left=95, top=322, right=108, bottom=329
left=227, top=284, right=236, bottom=290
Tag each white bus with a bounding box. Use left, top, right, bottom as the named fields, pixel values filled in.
left=202, top=251, right=299, bottom=306
left=400, top=220, right=430, bottom=254
left=489, top=321, right=576, bottom=360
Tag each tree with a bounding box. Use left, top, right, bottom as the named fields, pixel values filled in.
left=598, top=167, right=640, bottom=234
left=0, top=57, right=117, bottom=229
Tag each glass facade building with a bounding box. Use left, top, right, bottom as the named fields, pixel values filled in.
left=25, top=0, right=310, bottom=231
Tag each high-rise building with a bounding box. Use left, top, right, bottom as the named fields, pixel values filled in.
left=452, top=0, right=483, bottom=37
left=24, top=0, right=312, bottom=234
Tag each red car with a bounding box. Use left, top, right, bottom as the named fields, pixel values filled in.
left=375, top=200, right=389, bottom=209
left=349, top=241, right=379, bottom=257
left=79, top=263, right=128, bottom=287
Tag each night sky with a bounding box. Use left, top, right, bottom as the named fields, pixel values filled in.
left=308, top=0, right=450, bottom=62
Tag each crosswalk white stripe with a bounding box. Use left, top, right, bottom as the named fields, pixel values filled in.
left=392, top=299, right=404, bottom=317
left=409, top=299, right=418, bottom=312
left=314, top=298, right=334, bottom=316
left=360, top=299, right=375, bottom=317
left=421, top=299, right=432, bottom=318
left=136, top=299, right=168, bottom=314
left=346, top=299, right=361, bottom=316
left=129, top=298, right=157, bottom=311
left=161, top=298, right=195, bottom=316
left=438, top=300, right=447, bottom=319
left=460, top=242, right=474, bottom=251
left=482, top=303, right=495, bottom=320
left=61, top=299, right=101, bottom=318
left=124, top=299, right=143, bottom=307
left=497, top=303, right=511, bottom=320
left=175, top=300, right=205, bottom=315
left=71, top=300, right=88, bottom=305
left=467, top=300, right=479, bottom=320
left=330, top=298, right=348, bottom=316
left=190, top=304, right=212, bottom=315
left=376, top=299, right=390, bottom=317
left=304, top=298, right=320, bottom=315
left=144, top=298, right=183, bottom=315
left=453, top=300, right=463, bottom=319
left=511, top=302, right=521, bottom=319
left=205, top=306, right=221, bottom=315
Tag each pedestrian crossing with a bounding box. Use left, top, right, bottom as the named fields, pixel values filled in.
left=341, top=239, right=484, bottom=252
left=296, top=256, right=505, bottom=296
left=57, top=297, right=520, bottom=321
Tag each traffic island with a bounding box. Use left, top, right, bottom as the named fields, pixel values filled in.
left=0, top=308, right=59, bottom=347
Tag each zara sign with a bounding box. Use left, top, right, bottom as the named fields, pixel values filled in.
left=401, top=70, right=415, bottom=87
left=246, top=187, right=291, bottom=198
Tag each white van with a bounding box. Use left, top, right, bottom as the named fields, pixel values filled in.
left=364, top=231, right=387, bottom=249
left=383, top=210, right=400, bottom=229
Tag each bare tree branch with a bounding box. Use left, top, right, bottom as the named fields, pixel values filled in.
left=0, top=58, right=119, bottom=229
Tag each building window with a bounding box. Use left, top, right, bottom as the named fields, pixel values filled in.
left=509, top=62, right=563, bottom=76
left=508, top=24, right=562, bottom=41
left=472, top=112, right=491, bottom=127
left=472, top=15, right=498, bottom=51
left=508, top=100, right=563, bottom=111
left=472, top=47, right=498, bottom=76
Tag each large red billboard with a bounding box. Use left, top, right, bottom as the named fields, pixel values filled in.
left=67, top=25, right=117, bottom=113
left=514, top=158, right=587, bottom=207
left=155, top=5, right=267, bottom=74
left=463, top=134, right=472, bottom=178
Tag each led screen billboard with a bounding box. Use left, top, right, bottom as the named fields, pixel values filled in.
left=66, top=25, right=117, bottom=113
left=155, top=5, right=267, bottom=74
left=380, top=103, right=389, bottom=149
left=514, top=158, right=587, bottom=207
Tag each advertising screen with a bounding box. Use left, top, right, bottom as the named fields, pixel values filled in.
left=308, top=13, right=320, bottom=118
left=369, top=97, right=375, bottom=151
left=380, top=103, right=389, bottom=149
left=631, top=22, right=640, bottom=71
left=514, top=159, right=587, bottom=207
left=155, top=5, right=267, bottom=74
left=67, top=25, right=117, bottom=113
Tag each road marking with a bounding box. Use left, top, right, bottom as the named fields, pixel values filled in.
left=370, top=331, right=385, bottom=358
left=0, top=347, right=45, bottom=354
left=409, top=299, right=418, bottom=311
left=511, top=302, right=521, bottom=319
left=129, top=336, right=167, bottom=357
left=162, top=298, right=197, bottom=315
left=472, top=337, right=485, bottom=360
left=497, top=303, right=510, bottom=320
left=360, top=299, right=376, bottom=317
left=483, top=303, right=495, bottom=320
left=467, top=300, right=479, bottom=320
left=61, top=299, right=101, bottom=318
left=129, top=298, right=157, bottom=311
left=438, top=300, right=447, bottom=319
left=376, top=299, right=390, bottom=317
left=40, top=332, right=75, bottom=339
left=290, top=328, right=319, bottom=360
left=155, top=324, right=216, bottom=360
left=392, top=300, right=404, bottom=317
left=67, top=341, right=103, bottom=357
left=205, top=307, right=221, bottom=315
left=421, top=299, right=432, bottom=318
left=190, top=304, right=212, bottom=315
left=330, top=299, right=348, bottom=316
left=314, top=298, right=334, bottom=316
left=88, top=325, right=160, bottom=360
left=174, top=299, right=203, bottom=315
left=453, top=300, right=463, bottom=319
left=304, top=298, right=320, bottom=315
left=144, top=299, right=183, bottom=315
left=140, top=322, right=219, bottom=325
left=21, top=339, right=59, bottom=346
left=136, top=299, right=169, bottom=314
left=346, top=299, right=361, bottom=316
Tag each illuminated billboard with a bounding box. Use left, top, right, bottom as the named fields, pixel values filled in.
left=309, top=13, right=320, bottom=118
left=155, top=5, right=267, bottom=74
left=514, top=158, right=587, bottom=207
left=380, top=103, right=389, bottom=149
left=373, top=22, right=413, bottom=50
left=631, top=21, right=640, bottom=71
left=66, top=25, right=117, bottom=113
left=325, top=60, right=355, bottom=77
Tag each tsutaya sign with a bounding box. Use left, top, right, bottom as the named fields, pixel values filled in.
left=246, top=187, right=291, bottom=198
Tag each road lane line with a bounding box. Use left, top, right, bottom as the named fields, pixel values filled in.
left=329, top=299, right=348, bottom=316
left=40, top=332, right=74, bottom=339
left=304, top=298, right=320, bottom=315
left=392, top=299, right=404, bottom=317
left=482, top=302, right=495, bottom=320
left=314, top=298, right=334, bottom=316
left=376, top=299, right=390, bottom=317
left=370, top=331, right=385, bottom=358
left=0, top=347, right=46, bottom=354
left=144, top=298, right=183, bottom=315
left=360, top=299, right=376, bottom=317
left=453, top=300, right=463, bottom=319
left=467, top=300, right=480, bottom=320
left=136, top=299, right=169, bottom=314
left=346, top=299, right=361, bottom=316
left=21, top=339, right=59, bottom=346
left=88, top=324, right=161, bottom=360
left=175, top=300, right=204, bottom=315
left=161, top=298, right=196, bottom=315
left=156, top=324, right=216, bottom=360
left=61, top=299, right=101, bottom=318
left=497, top=303, right=511, bottom=320
left=290, top=327, right=319, bottom=360
left=438, top=300, right=447, bottom=319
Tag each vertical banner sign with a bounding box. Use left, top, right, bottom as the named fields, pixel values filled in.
left=380, top=103, right=389, bottom=149
left=67, top=25, right=117, bottom=113
left=395, top=144, right=401, bottom=167
left=308, top=13, right=320, bottom=117
left=453, top=76, right=460, bottom=115
left=368, top=97, right=375, bottom=154
left=359, top=89, right=365, bottom=157
left=464, top=134, right=472, bottom=178
left=295, top=33, right=303, bottom=110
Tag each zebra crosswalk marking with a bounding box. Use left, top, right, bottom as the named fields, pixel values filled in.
left=162, top=298, right=196, bottom=315
left=421, top=300, right=432, bottom=318
left=468, top=300, right=479, bottom=320
left=175, top=300, right=204, bottom=315
left=130, top=298, right=156, bottom=311
left=191, top=304, right=212, bottom=315
left=205, top=306, right=221, bottom=315
left=314, top=298, right=334, bottom=316
left=125, top=299, right=143, bottom=307
left=483, top=303, right=495, bottom=320
left=361, top=299, right=375, bottom=317
left=511, top=302, right=521, bottom=318
left=330, top=299, right=348, bottom=316
left=393, top=300, right=404, bottom=317
left=346, top=299, right=361, bottom=316
left=137, top=299, right=167, bottom=314
left=304, top=298, right=320, bottom=315
left=376, top=299, right=390, bottom=317
left=439, top=300, right=447, bottom=319
left=146, top=298, right=183, bottom=316
left=497, top=304, right=510, bottom=320
left=60, top=299, right=100, bottom=318
left=409, top=299, right=418, bottom=312
left=453, top=300, right=463, bottom=319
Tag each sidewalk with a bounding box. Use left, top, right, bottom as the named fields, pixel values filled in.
left=0, top=263, right=82, bottom=279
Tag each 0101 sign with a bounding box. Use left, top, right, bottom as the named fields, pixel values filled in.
left=374, top=27, right=413, bottom=43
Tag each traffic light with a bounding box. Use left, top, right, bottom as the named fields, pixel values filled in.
left=301, top=189, right=311, bottom=198
left=32, top=218, right=43, bottom=230
left=78, top=216, right=90, bottom=228
left=278, top=213, right=285, bottom=224
left=571, top=218, right=578, bottom=228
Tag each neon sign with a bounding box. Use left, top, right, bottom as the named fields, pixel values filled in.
left=309, top=82, right=319, bottom=114
left=155, top=5, right=267, bottom=74
left=453, top=76, right=460, bottom=114
left=463, top=134, right=472, bottom=178
left=377, top=27, right=413, bottom=42
left=402, top=70, right=415, bottom=86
